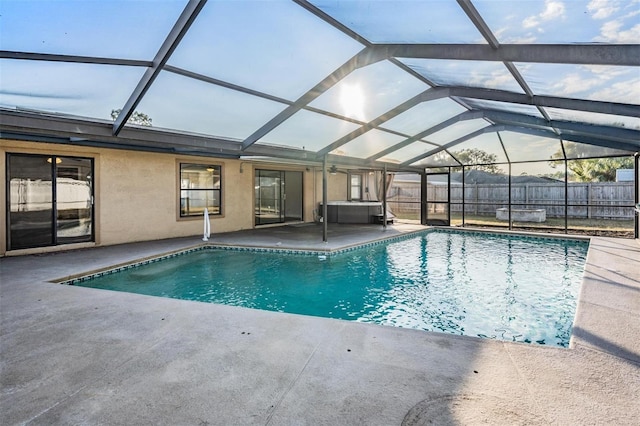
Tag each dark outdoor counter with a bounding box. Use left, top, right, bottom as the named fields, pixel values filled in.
left=320, top=201, right=383, bottom=224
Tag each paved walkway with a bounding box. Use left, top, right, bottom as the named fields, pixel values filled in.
left=1, top=224, right=639, bottom=425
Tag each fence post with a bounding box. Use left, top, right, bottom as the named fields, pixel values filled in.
left=474, top=184, right=478, bottom=215
left=587, top=183, right=592, bottom=219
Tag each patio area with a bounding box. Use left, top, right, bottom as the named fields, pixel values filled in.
left=1, top=224, right=639, bottom=425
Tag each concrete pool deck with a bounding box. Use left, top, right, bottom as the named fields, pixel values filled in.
left=1, top=224, right=639, bottom=425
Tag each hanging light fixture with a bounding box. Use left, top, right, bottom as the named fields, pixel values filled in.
left=329, top=165, right=338, bottom=175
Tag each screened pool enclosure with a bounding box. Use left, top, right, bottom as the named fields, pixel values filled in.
left=1, top=0, right=639, bottom=238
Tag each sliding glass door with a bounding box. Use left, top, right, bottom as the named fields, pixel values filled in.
left=7, top=154, right=94, bottom=250
left=283, top=171, right=303, bottom=222
left=254, top=170, right=302, bottom=226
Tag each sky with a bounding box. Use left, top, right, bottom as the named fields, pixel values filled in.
left=0, top=0, right=637, bottom=166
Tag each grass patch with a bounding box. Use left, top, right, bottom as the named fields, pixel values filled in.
left=393, top=211, right=635, bottom=238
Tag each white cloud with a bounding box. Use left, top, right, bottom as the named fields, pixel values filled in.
left=615, top=23, right=640, bottom=42
left=522, top=0, right=566, bottom=29
left=582, top=65, right=628, bottom=79
left=601, top=19, right=623, bottom=36
left=550, top=73, right=601, bottom=97
left=623, top=0, right=640, bottom=16
left=485, top=71, right=517, bottom=90
left=540, top=0, right=566, bottom=20
left=523, top=16, right=539, bottom=29
left=587, top=0, right=620, bottom=19
left=596, top=19, right=640, bottom=42
left=494, top=27, right=509, bottom=40
left=507, top=34, right=539, bottom=44
left=548, top=66, right=639, bottom=104
left=590, top=76, right=640, bottom=104
left=624, top=8, right=640, bottom=19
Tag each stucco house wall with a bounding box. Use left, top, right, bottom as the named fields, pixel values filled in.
left=0, top=139, right=315, bottom=256
left=312, top=170, right=380, bottom=203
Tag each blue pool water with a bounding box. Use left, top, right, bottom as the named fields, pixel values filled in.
left=74, top=230, right=589, bottom=346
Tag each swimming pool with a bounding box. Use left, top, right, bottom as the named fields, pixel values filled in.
left=70, top=230, right=589, bottom=347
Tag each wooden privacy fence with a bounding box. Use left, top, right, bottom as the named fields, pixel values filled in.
left=387, top=181, right=635, bottom=220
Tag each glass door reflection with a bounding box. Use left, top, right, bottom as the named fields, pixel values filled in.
left=7, top=154, right=94, bottom=250
left=255, top=170, right=283, bottom=225
left=254, top=170, right=303, bottom=226
left=8, top=155, right=54, bottom=249
left=56, top=157, right=93, bottom=244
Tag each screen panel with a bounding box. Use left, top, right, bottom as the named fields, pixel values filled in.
left=0, top=60, right=146, bottom=121
left=259, top=110, right=360, bottom=152
left=333, top=129, right=406, bottom=159
left=168, top=1, right=364, bottom=100
left=473, top=0, right=638, bottom=44
left=137, top=71, right=288, bottom=140
left=309, top=0, right=486, bottom=43
left=516, top=63, right=639, bottom=105
left=377, top=141, right=438, bottom=164
left=500, top=131, right=562, bottom=162
left=309, top=60, right=428, bottom=123
left=399, top=59, right=524, bottom=93
left=426, top=119, right=490, bottom=145
left=380, top=98, right=468, bottom=136
left=0, top=0, right=186, bottom=59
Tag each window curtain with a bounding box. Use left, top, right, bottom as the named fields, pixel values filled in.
left=374, top=171, right=394, bottom=202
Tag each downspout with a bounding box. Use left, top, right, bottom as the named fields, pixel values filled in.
left=382, top=163, right=387, bottom=230
left=461, top=165, right=466, bottom=227
left=635, top=153, right=639, bottom=239
left=322, top=156, right=328, bottom=243
left=447, top=168, right=451, bottom=225
left=564, top=159, right=569, bottom=234
left=560, top=140, right=568, bottom=234
left=508, top=162, right=512, bottom=230
left=497, top=132, right=511, bottom=230
left=421, top=171, right=427, bottom=225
